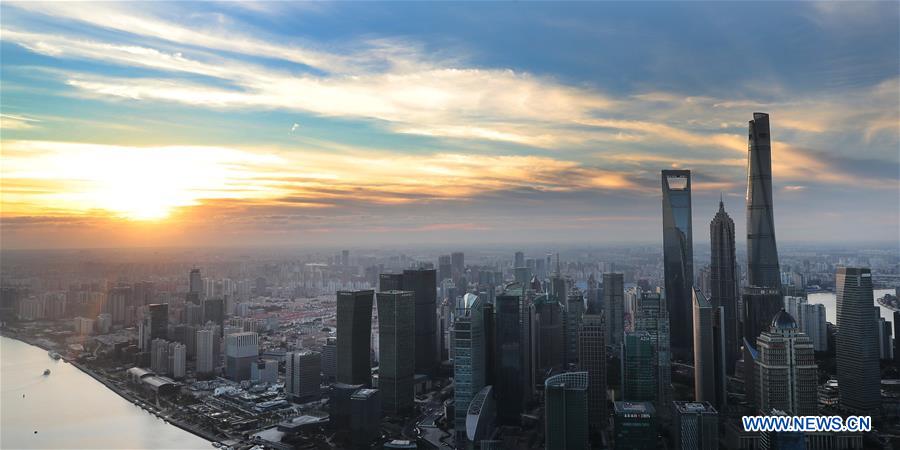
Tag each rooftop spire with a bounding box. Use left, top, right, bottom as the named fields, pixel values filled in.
left=719, top=193, right=725, bottom=212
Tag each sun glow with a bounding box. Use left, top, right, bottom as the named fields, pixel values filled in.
left=1, top=141, right=284, bottom=220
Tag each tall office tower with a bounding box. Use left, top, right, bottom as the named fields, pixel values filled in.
left=623, top=331, right=657, bottom=402
left=108, top=286, right=131, bottom=324
left=785, top=296, right=828, bottom=352
left=350, top=388, right=381, bottom=448
left=148, top=303, right=168, bottom=341
left=613, top=402, right=656, bottom=450
left=225, top=331, right=258, bottom=381
left=495, top=291, right=529, bottom=424
left=603, top=273, right=625, bottom=349
left=513, top=267, right=532, bottom=284
left=514, top=251, right=525, bottom=269
left=336, top=290, right=374, bottom=386
left=755, top=310, right=817, bottom=415
left=578, top=312, right=607, bottom=432
left=452, top=293, right=486, bottom=445
left=438, top=255, right=452, bottom=283
left=196, top=328, right=215, bottom=376
left=894, top=311, right=900, bottom=365
left=746, top=112, right=781, bottom=289
left=662, top=170, right=694, bottom=359
left=376, top=290, right=415, bottom=415
left=150, top=338, right=169, bottom=374
left=251, top=358, right=277, bottom=383
left=330, top=382, right=364, bottom=429
left=341, top=249, right=349, bottom=266
left=202, top=298, right=225, bottom=330
left=742, top=286, right=784, bottom=348
left=535, top=294, right=565, bottom=378
left=545, top=372, right=589, bottom=450
left=187, top=268, right=202, bottom=304
left=878, top=314, right=893, bottom=360
left=285, top=350, right=322, bottom=402
left=465, top=386, right=497, bottom=445
left=836, top=268, right=880, bottom=415
left=710, top=198, right=739, bottom=375
left=451, top=252, right=465, bottom=282
left=167, top=341, right=186, bottom=379
left=403, top=269, right=438, bottom=375
left=633, top=291, right=672, bottom=414
left=586, top=273, right=600, bottom=314
left=692, top=289, right=725, bottom=407
left=673, top=402, right=718, bottom=450
left=565, top=290, right=584, bottom=366
left=322, top=337, right=337, bottom=381
left=379, top=273, right=403, bottom=292
left=185, top=303, right=203, bottom=326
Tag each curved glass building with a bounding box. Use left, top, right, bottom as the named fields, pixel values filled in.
left=545, top=372, right=589, bottom=450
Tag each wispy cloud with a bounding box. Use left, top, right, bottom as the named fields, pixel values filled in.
left=1, top=113, right=40, bottom=129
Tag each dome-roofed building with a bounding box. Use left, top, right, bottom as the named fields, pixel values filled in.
left=770, top=308, right=798, bottom=330
left=754, top=309, right=817, bottom=415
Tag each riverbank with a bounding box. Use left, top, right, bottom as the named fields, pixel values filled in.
left=0, top=330, right=218, bottom=447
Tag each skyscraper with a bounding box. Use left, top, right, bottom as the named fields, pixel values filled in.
left=836, top=267, right=880, bottom=415
left=514, top=251, right=525, bottom=269
left=495, top=289, right=531, bottom=424
left=189, top=268, right=202, bottom=304
left=336, top=290, right=374, bottom=386
left=285, top=350, right=322, bottom=402
left=350, top=388, right=381, bottom=448
left=451, top=252, right=465, bottom=283
left=693, top=289, right=726, bottom=408
left=202, top=297, right=224, bottom=331
left=741, top=286, right=784, bottom=348
left=673, top=402, right=718, bottom=450
left=578, top=311, right=607, bottom=433
left=534, top=293, right=565, bottom=378
left=453, top=293, right=486, bottom=445
left=376, top=290, right=415, bottom=415
left=710, top=197, right=739, bottom=375
left=403, top=269, right=438, bottom=375
left=755, top=309, right=817, bottom=416
left=633, top=291, right=672, bottom=414
left=148, top=303, right=168, bottom=341
left=379, top=273, right=403, bottom=292
left=784, top=296, right=827, bottom=352
left=544, top=372, right=589, bottom=450
left=746, top=112, right=781, bottom=289
left=662, top=169, right=694, bottom=359
left=623, top=331, right=657, bottom=402
left=225, top=331, right=258, bottom=381
left=564, top=290, right=584, bottom=366
left=603, top=273, right=624, bottom=349
left=692, top=289, right=716, bottom=404
left=613, top=402, right=656, bottom=450
left=195, top=328, right=215, bottom=377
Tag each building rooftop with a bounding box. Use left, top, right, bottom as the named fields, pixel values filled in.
left=614, top=401, right=655, bottom=415
left=673, top=401, right=717, bottom=414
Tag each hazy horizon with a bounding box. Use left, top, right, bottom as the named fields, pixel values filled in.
left=2, top=2, right=898, bottom=249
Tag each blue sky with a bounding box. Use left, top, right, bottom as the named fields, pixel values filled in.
left=1, top=1, right=897, bottom=249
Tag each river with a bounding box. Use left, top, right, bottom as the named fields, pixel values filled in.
left=0, top=335, right=211, bottom=449
left=808, top=288, right=896, bottom=325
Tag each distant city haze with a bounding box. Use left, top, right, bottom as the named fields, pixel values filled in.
left=1, top=2, right=897, bottom=249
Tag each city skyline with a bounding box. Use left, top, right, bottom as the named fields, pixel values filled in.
left=2, top=2, right=898, bottom=249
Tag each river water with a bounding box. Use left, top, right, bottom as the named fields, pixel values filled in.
left=808, top=288, right=896, bottom=325
left=0, top=335, right=210, bottom=449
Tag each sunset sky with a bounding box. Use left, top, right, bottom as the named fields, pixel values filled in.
left=1, top=2, right=898, bottom=249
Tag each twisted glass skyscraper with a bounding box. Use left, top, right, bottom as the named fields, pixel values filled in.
left=746, top=112, right=781, bottom=288
left=662, top=170, right=693, bottom=358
